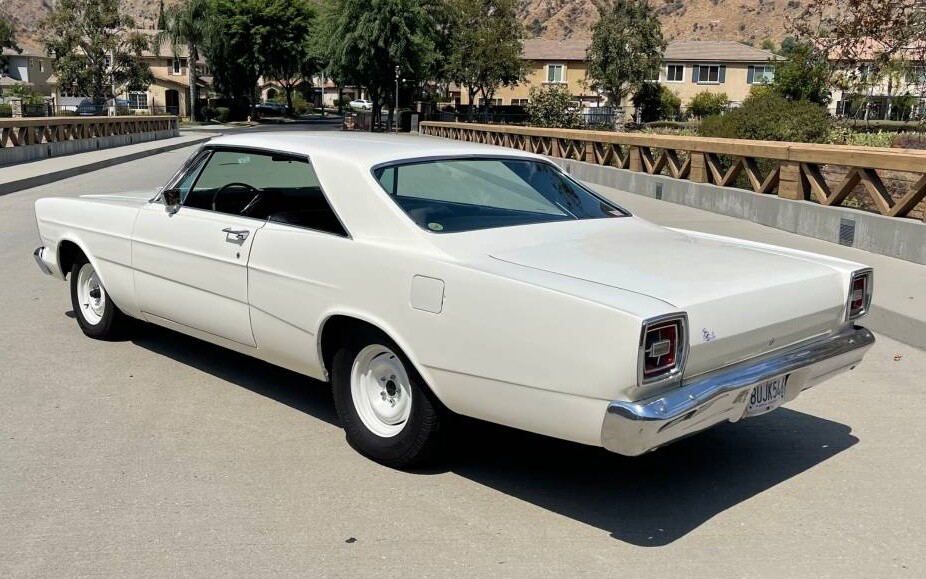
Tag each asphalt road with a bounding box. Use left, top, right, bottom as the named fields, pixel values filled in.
left=2, top=142, right=925, bottom=577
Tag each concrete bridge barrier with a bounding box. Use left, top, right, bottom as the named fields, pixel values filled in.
left=0, top=115, right=179, bottom=167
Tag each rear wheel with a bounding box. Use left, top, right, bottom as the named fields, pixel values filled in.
left=331, top=332, right=443, bottom=468
left=69, top=257, right=128, bottom=339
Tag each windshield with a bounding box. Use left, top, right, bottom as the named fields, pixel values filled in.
left=372, top=158, right=627, bottom=233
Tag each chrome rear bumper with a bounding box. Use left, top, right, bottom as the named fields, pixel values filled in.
left=34, top=246, right=53, bottom=276
left=601, top=325, right=875, bottom=456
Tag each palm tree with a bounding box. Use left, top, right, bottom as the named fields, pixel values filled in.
left=154, top=0, right=210, bottom=120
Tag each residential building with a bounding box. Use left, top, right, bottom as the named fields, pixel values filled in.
left=456, top=39, right=781, bottom=109
left=1, top=46, right=57, bottom=97
left=654, top=41, right=782, bottom=108
left=131, top=30, right=210, bottom=117
left=827, top=39, right=926, bottom=120
left=456, top=38, right=599, bottom=107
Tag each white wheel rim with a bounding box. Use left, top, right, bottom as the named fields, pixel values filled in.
left=350, top=345, right=412, bottom=438
left=76, top=263, right=105, bottom=326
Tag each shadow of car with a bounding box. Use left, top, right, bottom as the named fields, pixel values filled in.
left=122, top=317, right=858, bottom=546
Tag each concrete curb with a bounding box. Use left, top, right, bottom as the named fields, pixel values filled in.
left=867, top=306, right=926, bottom=352
left=0, top=136, right=212, bottom=197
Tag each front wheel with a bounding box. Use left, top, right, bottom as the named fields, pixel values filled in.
left=331, top=333, right=443, bottom=468
left=69, top=257, right=128, bottom=339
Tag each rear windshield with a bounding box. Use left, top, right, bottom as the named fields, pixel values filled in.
left=372, top=158, right=626, bottom=233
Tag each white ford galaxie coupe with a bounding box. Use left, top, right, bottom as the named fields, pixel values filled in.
left=34, top=133, right=875, bottom=467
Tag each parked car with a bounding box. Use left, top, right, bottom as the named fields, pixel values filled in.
left=348, top=99, right=373, bottom=110
left=256, top=101, right=288, bottom=116
left=33, top=134, right=875, bottom=467
left=75, top=98, right=105, bottom=116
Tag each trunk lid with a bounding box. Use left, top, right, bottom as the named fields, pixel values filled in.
left=485, top=218, right=847, bottom=377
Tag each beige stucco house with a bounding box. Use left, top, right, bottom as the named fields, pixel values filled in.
left=457, top=39, right=781, bottom=110
left=826, top=38, right=926, bottom=120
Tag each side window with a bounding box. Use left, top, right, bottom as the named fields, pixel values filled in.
left=183, top=149, right=346, bottom=236
left=174, top=151, right=210, bottom=204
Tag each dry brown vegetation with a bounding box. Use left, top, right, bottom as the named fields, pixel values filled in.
left=5, top=0, right=799, bottom=52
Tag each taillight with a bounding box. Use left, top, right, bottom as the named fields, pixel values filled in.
left=638, top=314, right=688, bottom=386
left=846, top=269, right=873, bottom=320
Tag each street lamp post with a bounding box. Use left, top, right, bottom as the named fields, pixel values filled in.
left=395, top=65, right=401, bottom=133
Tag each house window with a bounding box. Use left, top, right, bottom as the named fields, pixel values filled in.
left=511, top=98, right=529, bottom=106
left=39, top=60, right=45, bottom=73
left=693, top=65, right=725, bottom=84
left=128, top=91, right=148, bottom=110
left=907, top=65, right=926, bottom=85
left=172, top=58, right=187, bottom=75
left=666, top=64, right=684, bottom=82
left=546, top=64, right=565, bottom=83
left=747, top=65, right=774, bottom=84
left=646, top=67, right=661, bottom=82
left=479, top=98, right=503, bottom=106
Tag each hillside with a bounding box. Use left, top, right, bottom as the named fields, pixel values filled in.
left=3, top=0, right=799, bottom=52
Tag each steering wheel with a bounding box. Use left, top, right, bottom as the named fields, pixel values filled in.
left=211, top=182, right=263, bottom=215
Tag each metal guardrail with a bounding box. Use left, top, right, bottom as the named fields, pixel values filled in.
left=0, top=116, right=179, bottom=148
left=420, top=121, right=926, bottom=221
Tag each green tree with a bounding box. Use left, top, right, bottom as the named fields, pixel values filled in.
left=42, top=0, right=152, bottom=104
left=155, top=0, right=211, bottom=120
left=688, top=91, right=729, bottom=118
left=586, top=0, right=666, bottom=107
left=205, top=0, right=263, bottom=118
left=779, top=36, right=799, bottom=57
left=632, top=82, right=681, bottom=122
left=316, top=0, right=437, bottom=129
left=1, top=14, right=21, bottom=75
left=157, top=0, right=167, bottom=30
left=770, top=40, right=831, bottom=105
left=255, top=0, right=318, bottom=116
left=526, top=84, right=582, bottom=128
left=444, top=0, right=523, bottom=120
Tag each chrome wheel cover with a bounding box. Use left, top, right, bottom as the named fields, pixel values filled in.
left=76, top=263, right=105, bottom=326
left=350, top=344, right=412, bottom=438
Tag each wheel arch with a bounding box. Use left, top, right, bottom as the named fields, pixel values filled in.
left=56, top=236, right=127, bottom=312
left=316, top=311, right=447, bottom=405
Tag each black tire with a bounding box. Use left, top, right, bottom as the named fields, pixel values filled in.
left=331, top=330, right=444, bottom=468
left=69, top=255, right=129, bottom=340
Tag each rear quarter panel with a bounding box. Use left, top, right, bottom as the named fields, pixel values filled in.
left=247, top=223, right=647, bottom=445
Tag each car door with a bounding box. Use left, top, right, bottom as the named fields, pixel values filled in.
left=132, top=147, right=273, bottom=347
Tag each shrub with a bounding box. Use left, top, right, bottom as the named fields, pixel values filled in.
left=526, top=84, right=582, bottom=129
left=699, top=91, right=831, bottom=143
left=201, top=106, right=216, bottom=121
left=688, top=91, right=729, bottom=118
left=632, top=83, right=682, bottom=122
left=214, top=106, right=231, bottom=123
left=0, top=103, right=11, bottom=118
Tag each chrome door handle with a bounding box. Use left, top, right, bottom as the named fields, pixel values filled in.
left=222, top=227, right=250, bottom=242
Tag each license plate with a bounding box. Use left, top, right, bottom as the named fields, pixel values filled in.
left=744, top=376, right=788, bottom=418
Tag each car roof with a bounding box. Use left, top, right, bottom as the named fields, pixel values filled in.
left=206, top=131, right=543, bottom=168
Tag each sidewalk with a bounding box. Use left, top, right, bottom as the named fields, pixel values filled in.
left=593, top=182, right=926, bottom=350
left=0, top=133, right=212, bottom=197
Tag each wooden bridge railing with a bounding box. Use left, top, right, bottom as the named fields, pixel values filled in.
left=420, top=121, right=926, bottom=221
left=0, top=116, right=178, bottom=148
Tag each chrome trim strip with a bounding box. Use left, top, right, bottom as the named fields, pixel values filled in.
left=33, top=247, right=52, bottom=276
left=603, top=325, right=875, bottom=456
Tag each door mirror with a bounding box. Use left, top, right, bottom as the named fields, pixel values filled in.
left=163, top=188, right=182, bottom=214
